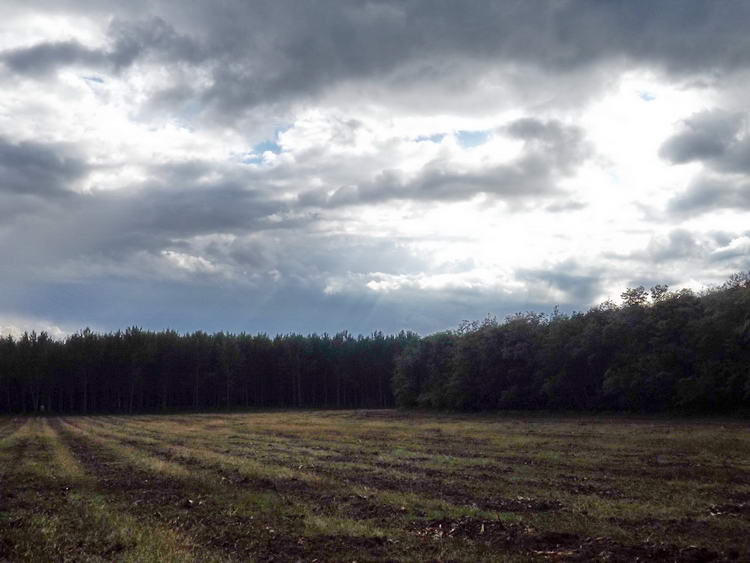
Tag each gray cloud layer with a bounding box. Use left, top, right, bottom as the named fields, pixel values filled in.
left=5, top=2, right=750, bottom=117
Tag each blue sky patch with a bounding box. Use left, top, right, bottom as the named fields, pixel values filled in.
left=253, top=139, right=282, bottom=154
left=243, top=135, right=285, bottom=164
left=415, top=133, right=445, bottom=143
left=456, top=130, right=489, bottom=148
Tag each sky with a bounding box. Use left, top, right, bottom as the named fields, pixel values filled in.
left=1, top=1, right=749, bottom=338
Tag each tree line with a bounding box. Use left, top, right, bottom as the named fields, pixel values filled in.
left=394, top=273, right=750, bottom=413
left=0, top=330, right=416, bottom=413
left=1, top=272, right=748, bottom=414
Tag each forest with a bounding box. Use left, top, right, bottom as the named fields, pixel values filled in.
left=1, top=272, right=748, bottom=414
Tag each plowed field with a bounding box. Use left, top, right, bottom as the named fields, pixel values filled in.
left=1, top=411, right=748, bottom=561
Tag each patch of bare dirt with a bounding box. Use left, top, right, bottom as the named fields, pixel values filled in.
left=272, top=534, right=395, bottom=560
left=586, top=460, right=750, bottom=485
left=310, top=493, right=409, bottom=521
left=313, top=463, right=563, bottom=513
left=709, top=503, right=750, bottom=517
left=554, top=474, right=625, bottom=499
left=410, top=517, right=728, bottom=562
left=371, top=459, right=513, bottom=483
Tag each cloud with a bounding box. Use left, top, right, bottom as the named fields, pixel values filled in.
left=160, top=1, right=750, bottom=117
left=644, top=229, right=704, bottom=262
left=599, top=228, right=749, bottom=292
left=710, top=236, right=750, bottom=265
left=661, top=109, right=750, bottom=217
left=545, top=200, right=587, bottom=213
left=1, top=16, right=203, bottom=77
left=0, top=137, right=85, bottom=196
left=606, top=229, right=712, bottom=264
left=6, top=2, right=750, bottom=120
left=1, top=40, right=106, bottom=75
left=107, top=16, right=205, bottom=69
left=517, top=259, right=605, bottom=305
left=0, top=156, right=297, bottom=295
left=659, top=110, right=742, bottom=164
left=299, top=118, right=591, bottom=207
left=668, top=174, right=750, bottom=215
left=660, top=109, right=750, bottom=173
left=0, top=314, right=69, bottom=339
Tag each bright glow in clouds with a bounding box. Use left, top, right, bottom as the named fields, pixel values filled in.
left=0, top=2, right=748, bottom=336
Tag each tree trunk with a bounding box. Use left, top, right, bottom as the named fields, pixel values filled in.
left=336, top=369, right=341, bottom=408
left=82, top=371, right=88, bottom=414
left=193, top=368, right=200, bottom=409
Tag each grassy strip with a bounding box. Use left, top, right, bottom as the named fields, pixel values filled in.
left=42, top=418, right=218, bottom=562
left=0, top=418, right=216, bottom=562
left=0, top=417, right=27, bottom=442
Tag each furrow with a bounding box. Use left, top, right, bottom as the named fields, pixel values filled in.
left=42, top=418, right=220, bottom=562
left=56, top=417, right=411, bottom=562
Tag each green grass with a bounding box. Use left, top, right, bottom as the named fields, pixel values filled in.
left=1, top=410, right=748, bottom=561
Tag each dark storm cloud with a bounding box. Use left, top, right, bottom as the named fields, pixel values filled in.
left=0, top=137, right=85, bottom=196
left=5, top=2, right=750, bottom=115
left=660, top=110, right=750, bottom=173
left=184, top=0, right=750, bottom=116
left=107, top=16, right=206, bottom=69
left=300, top=118, right=591, bottom=207
left=1, top=41, right=106, bottom=75
left=1, top=16, right=202, bottom=76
